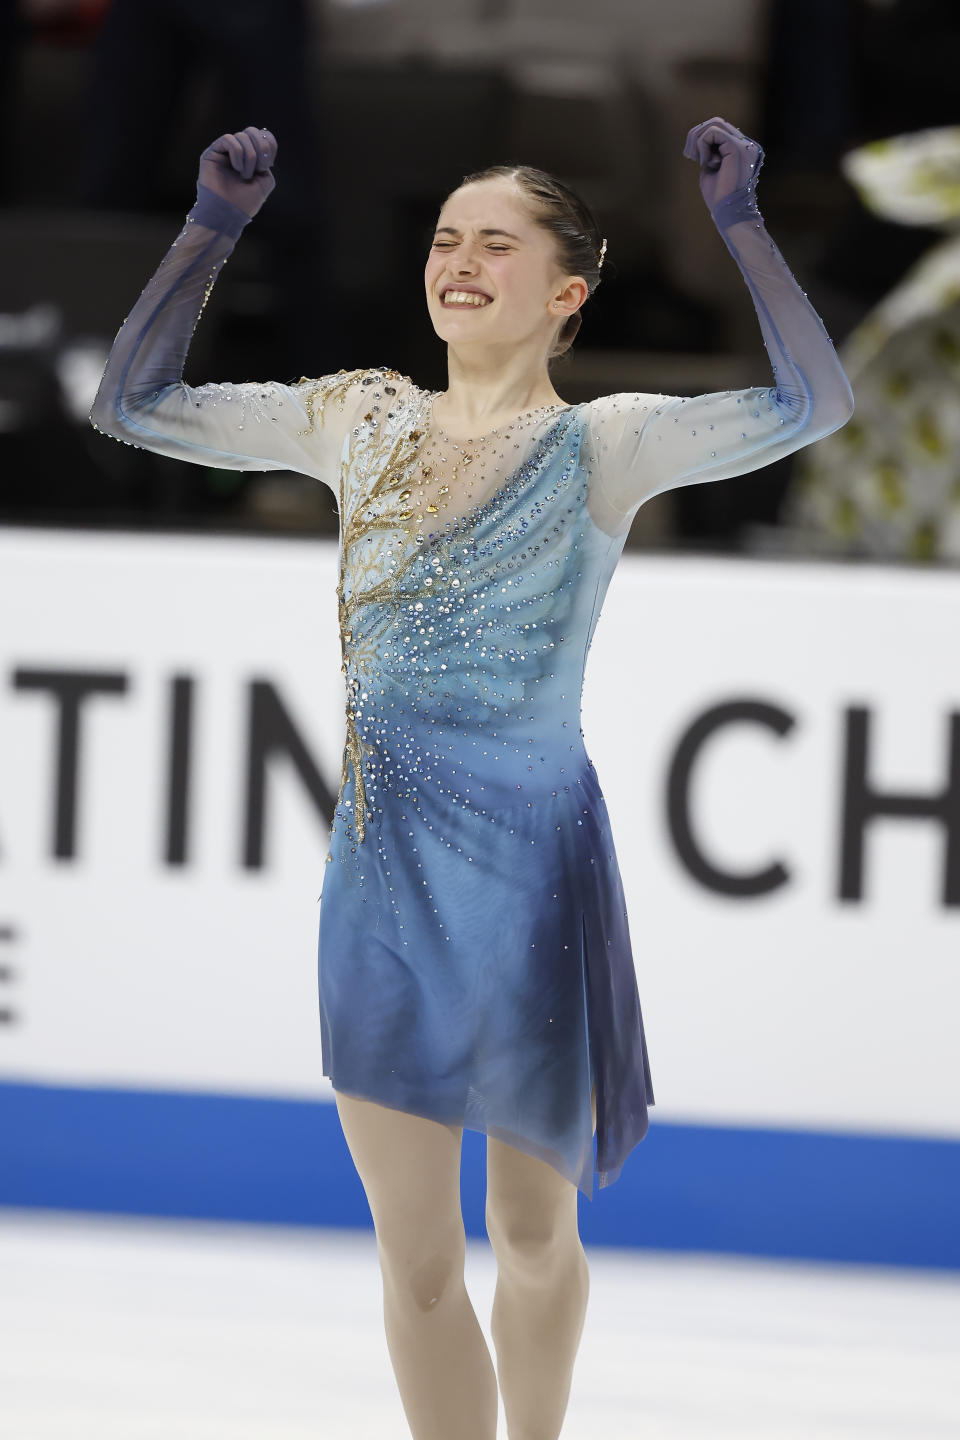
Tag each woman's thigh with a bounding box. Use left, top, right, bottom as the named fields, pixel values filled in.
left=334, top=1089, right=464, bottom=1236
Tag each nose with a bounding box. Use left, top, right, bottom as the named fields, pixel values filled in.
left=453, top=241, right=480, bottom=274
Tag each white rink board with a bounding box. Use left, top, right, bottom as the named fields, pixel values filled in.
left=1, top=528, right=957, bottom=1139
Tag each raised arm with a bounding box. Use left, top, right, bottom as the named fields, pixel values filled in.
left=89, top=125, right=364, bottom=489
left=586, top=117, right=855, bottom=518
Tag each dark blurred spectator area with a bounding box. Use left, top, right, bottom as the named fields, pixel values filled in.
left=0, top=0, right=956, bottom=548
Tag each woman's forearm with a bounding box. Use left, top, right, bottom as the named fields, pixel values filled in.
left=711, top=185, right=854, bottom=436
left=86, top=181, right=336, bottom=480
left=587, top=194, right=855, bottom=513
left=89, top=184, right=252, bottom=448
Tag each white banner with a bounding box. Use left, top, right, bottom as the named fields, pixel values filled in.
left=2, top=529, right=957, bottom=1139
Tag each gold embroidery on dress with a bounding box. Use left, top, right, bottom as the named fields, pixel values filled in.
left=308, top=372, right=437, bottom=844
left=295, top=368, right=405, bottom=437
left=340, top=431, right=443, bottom=839
left=311, top=372, right=566, bottom=848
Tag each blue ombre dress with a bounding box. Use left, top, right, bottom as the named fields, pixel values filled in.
left=90, top=180, right=853, bottom=1197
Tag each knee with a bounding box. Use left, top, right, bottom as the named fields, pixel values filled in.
left=375, top=1216, right=466, bottom=1314
left=485, top=1196, right=580, bottom=1274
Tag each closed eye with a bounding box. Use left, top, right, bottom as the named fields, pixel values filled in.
left=430, top=240, right=513, bottom=253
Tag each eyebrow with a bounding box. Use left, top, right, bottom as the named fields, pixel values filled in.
left=433, top=226, right=523, bottom=242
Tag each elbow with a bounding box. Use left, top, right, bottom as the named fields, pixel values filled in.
left=88, top=364, right=127, bottom=441
left=89, top=377, right=156, bottom=445
left=821, top=357, right=856, bottom=430
left=779, top=374, right=853, bottom=447
left=829, top=366, right=856, bottom=426
left=88, top=391, right=120, bottom=441
left=839, top=379, right=856, bottom=424
left=812, top=377, right=855, bottom=440
left=88, top=401, right=134, bottom=447
left=775, top=368, right=854, bottom=439
left=88, top=391, right=113, bottom=437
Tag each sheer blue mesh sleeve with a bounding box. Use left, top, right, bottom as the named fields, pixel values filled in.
left=585, top=118, right=855, bottom=518
left=89, top=133, right=366, bottom=492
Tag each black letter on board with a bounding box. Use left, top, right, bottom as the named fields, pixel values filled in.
left=667, top=698, right=795, bottom=897
left=164, top=675, right=194, bottom=865
left=243, top=680, right=337, bottom=869
left=13, top=668, right=129, bottom=859
left=839, top=707, right=960, bottom=906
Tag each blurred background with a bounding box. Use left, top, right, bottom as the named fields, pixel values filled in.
left=2, top=1, right=960, bottom=1436
left=2, top=0, right=960, bottom=557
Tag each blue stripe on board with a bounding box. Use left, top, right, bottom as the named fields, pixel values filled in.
left=1, top=1079, right=957, bottom=1270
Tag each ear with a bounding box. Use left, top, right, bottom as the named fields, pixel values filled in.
left=549, top=275, right=589, bottom=318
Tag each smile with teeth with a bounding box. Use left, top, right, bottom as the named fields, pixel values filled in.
left=442, top=289, right=492, bottom=307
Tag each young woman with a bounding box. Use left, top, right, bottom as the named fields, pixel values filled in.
left=90, top=117, right=853, bottom=1440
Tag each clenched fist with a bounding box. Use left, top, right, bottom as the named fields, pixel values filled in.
left=197, top=125, right=278, bottom=219
left=683, top=116, right=764, bottom=215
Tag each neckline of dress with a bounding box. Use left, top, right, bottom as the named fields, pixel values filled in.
left=426, top=394, right=573, bottom=446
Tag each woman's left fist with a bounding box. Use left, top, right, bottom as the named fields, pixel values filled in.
left=683, top=116, right=764, bottom=213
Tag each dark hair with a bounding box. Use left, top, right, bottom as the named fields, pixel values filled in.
left=454, top=164, right=604, bottom=358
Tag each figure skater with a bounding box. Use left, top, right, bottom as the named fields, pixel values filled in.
left=90, top=116, right=853, bottom=1439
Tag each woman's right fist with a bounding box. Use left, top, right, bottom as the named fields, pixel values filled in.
left=197, top=126, right=277, bottom=218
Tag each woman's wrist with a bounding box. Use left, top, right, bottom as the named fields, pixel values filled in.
left=187, top=182, right=254, bottom=240
left=710, top=183, right=763, bottom=233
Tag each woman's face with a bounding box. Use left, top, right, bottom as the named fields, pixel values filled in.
left=424, top=178, right=583, bottom=353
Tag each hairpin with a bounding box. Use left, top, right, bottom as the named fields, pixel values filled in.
left=598, top=237, right=607, bottom=269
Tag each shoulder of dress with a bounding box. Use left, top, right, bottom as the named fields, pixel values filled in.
left=292, top=367, right=415, bottom=433
left=577, top=392, right=677, bottom=437
left=583, top=391, right=672, bottom=410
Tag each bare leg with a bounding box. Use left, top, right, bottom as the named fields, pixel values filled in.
left=334, top=1089, right=498, bottom=1440
left=484, top=1087, right=597, bottom=1440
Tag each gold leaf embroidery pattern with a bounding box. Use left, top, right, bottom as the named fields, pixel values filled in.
left=318, top=373, right=437, bottom=844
